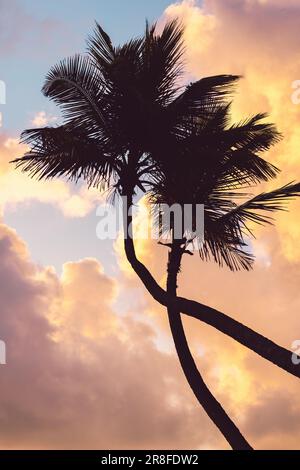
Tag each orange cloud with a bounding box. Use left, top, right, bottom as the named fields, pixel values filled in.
left=0, top=222, right=225, bottom=449
left=0, top=135, right=101, bottom=218
left=112, top=0, right=300, bottom=449
left=164, top=0, right=300, bottom=261
left=31, top=111, right=58, bottom=127
left=2, top=0, right=300, bottom=451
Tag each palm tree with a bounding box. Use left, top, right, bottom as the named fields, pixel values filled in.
left=147, top=102, right=300, bottom=449
left=12, top=20, right=300, bottom=449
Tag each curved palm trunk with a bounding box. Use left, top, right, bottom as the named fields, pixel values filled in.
left=123, top=196, right=252, bottom=449
left=166, top=238, right=252, bottom=450
left=123, top=195, right=300, bottom=380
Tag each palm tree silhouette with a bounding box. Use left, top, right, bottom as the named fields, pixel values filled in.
left=13, top=20, right=300, bottom=450
left=147, top=101, right=300, bottom=449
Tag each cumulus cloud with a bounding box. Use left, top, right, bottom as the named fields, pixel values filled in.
left=0, top=135, right=101, bottom=218
left=31, top=111, right=58, bottom=127
left=2, top=0, right=300, bottom=451
left=112, top=0, right=300, bottom=449
left=115, top=208, right=300, bottom=449
left=0, top=222, right=223, bottom=449
left=164, top=0, right=300, bottom=260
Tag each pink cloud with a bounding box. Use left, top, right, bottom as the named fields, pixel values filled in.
left=0, top=223, right=224, bottom=449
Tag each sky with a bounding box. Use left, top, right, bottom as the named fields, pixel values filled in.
left=1, top=0, right=300, bottom=450
left=0, top=0, right=174, bottom=273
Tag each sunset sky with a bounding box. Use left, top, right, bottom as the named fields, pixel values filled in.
left=1, top=0, right=300, bottom=450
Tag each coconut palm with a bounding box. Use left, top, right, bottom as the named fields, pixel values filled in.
left=149, top=105, right=300, bottom=272
left=12, top=20, right=300, bottom=449
left=147, top=101, right=300, bottom=449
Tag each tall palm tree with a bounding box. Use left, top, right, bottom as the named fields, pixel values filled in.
left=147, top=101, right=300, bottom=448
left=13, top=20, right=300, bottom=449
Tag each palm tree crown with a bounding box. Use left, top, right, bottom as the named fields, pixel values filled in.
left=13, top=20, right=300, bottom=270
left=149, top=102, right=300, bottom=270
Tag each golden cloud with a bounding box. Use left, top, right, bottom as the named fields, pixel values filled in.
left=164, top=0, right=300, bottom=261
left=0, top=221, right=225, bottom=449
left=0, top=135, right=102, bottom=218
left=1, top=0, right=300, bottom=450
left=113, top=0, right=300, bottom=449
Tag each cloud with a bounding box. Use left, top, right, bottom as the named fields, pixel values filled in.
left=0, top=0, right=73, bottom=59
left=2, top=0, right=300, bottom=450
left=31, top=111, right=58, bottom=127
left=115, top=221, right=300, bottom=448
left=164, top=0, right=300, bottom=262
left=0, top=135, right=101, bottom=218
left=0, top=222, right=224, bottom=449
left=111, top=0, right=300, bottom=449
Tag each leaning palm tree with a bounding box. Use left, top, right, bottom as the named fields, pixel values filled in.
left=12, top=20, right=300, bottom=449
left=147, top=102, right=300, bottom=448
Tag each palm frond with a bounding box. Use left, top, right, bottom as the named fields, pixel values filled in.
left=219, top=182, right=300, bottom=231
left=42, top=55, right=106, bottom=137
left=87, top=22, right=115, bottom=73
left=142, top=19, right=185, bottom=105
left=226, top=113, right=282, bottom=153
left=222, top=151, right=279, bottom=185
left=12, top=126, right=119, bottom=189
left=109, top=38, right=144, bottom=91
left=171, top=74, right=240, bottom=119
left=199, top=236, right=254, bottom=271
left=13, top=20, right=300, bottom=275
